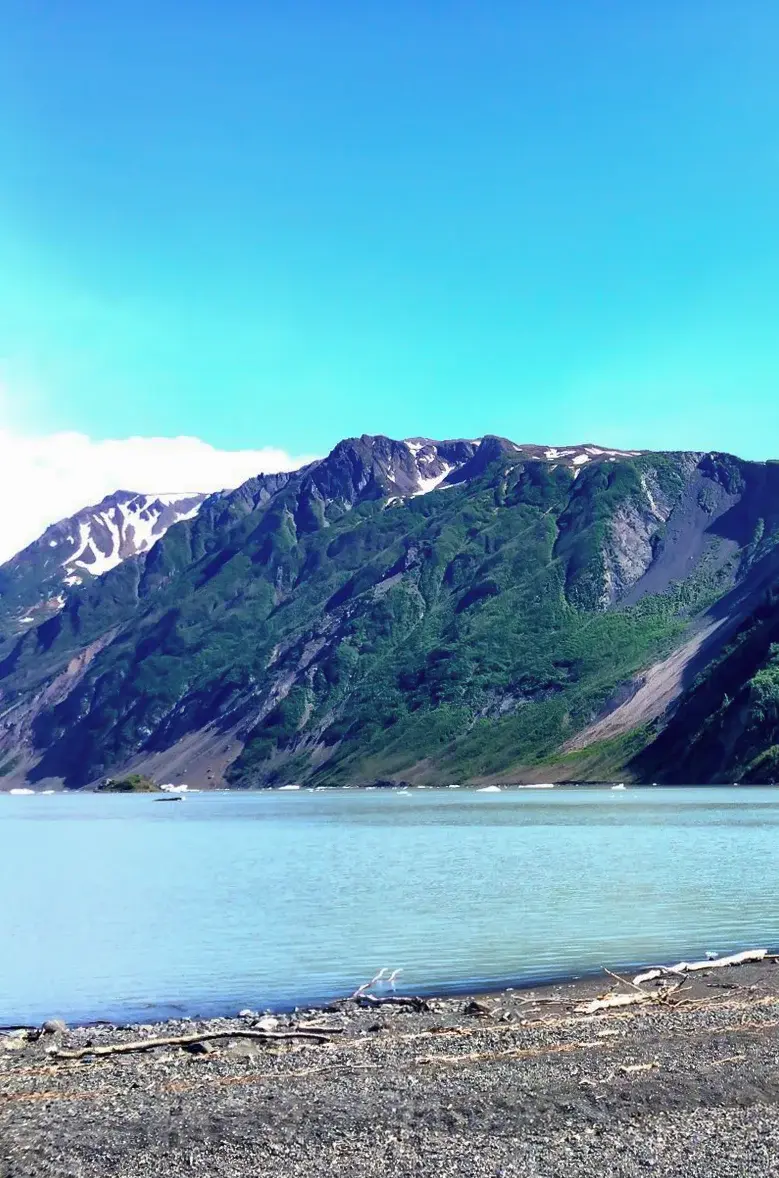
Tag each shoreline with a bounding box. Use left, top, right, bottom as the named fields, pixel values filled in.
left=4, top=956, right=779, bottom=1175
left=5, top=940, right=778, bottom=1031
left=4, top=781, right=777, bottom=796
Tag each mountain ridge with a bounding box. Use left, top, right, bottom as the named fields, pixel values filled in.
left=2, top=432, right=779, bottom=789
left=0, top=490, right=207, bottom=639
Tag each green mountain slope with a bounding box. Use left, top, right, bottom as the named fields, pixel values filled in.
left=2, top=434, right=779, bottom=788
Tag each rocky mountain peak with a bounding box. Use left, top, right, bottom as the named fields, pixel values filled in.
left=0, top=490, right=207, bottom=634
left=293, top=433, right=652, bottom=512
left=58, top=490, right=206, bottom=582
left=301, top=434, right=479, bottom=506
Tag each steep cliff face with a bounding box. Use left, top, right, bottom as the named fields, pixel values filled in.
left=632, top=576, right=779, bottom=784
left=552, top=456, right=691, bottom=611
left=2, top=435, right=779, bottom=789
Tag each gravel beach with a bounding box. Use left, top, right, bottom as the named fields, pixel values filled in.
left=3, top=960, right=779, bottom=1177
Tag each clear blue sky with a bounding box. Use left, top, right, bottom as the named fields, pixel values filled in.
left=2, top=0, right=779, bottom=458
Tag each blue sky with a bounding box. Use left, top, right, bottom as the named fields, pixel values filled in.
left=2, top=0, right=779, bottom=459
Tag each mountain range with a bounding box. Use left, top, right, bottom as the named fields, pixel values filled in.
left=1, top=433, right=778, bottom=789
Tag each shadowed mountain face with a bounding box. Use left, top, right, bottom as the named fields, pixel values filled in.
left=2, top=434, right=779, bottom=790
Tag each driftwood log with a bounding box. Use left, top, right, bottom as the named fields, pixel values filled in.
left=577, top=948, right=769, bottom=1015
left=356, top=994, right=429, bottom=1011
left=575, top=984, right=683, bottom=1015
left=350, top=968, right=403, bottom=999
left=633, top=948, right=767, bottom=986
left=52, top=1026, right=343, bottom=1060
left=351, top=969, right=389, bottom=998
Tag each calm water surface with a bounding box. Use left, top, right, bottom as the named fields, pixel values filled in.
left=2, top=787, right=779, bottom=1025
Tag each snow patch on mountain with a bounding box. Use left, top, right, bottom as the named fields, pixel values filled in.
left=399, top=437, right=646, bottom=498
left=0, top=491, right=209, bottom=632
left=62, top=492, right=206, bottom=579
left=401, top=441, right=465, bottom=496
left=413, top=462, right=456, bottom=495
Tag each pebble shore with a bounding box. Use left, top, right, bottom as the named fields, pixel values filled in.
left=3, top=961, right=779, bottom=1177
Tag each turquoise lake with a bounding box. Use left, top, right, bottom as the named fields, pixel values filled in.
left=2, top=786, right=778, bottom=1026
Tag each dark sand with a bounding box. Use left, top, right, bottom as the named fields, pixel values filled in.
left=3, top=961, right=779, bottom=1177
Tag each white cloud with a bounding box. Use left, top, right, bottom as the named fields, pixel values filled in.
left=0, top=429, right=316, bottom=563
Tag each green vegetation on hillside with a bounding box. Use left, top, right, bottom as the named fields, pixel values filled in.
left=3, top=436, right=779, bottom=788
left=96, top=773, right=160, bottom=793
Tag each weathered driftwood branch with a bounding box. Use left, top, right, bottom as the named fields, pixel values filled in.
left=357, top=994, right=429, bottom=1011
left=633, top=948, right=767, bottom=987
left=602, top=966, right=647, bottom=994
left=351, top=969, right=388, bottom=998
left=575, top=989, right=661, bottom=1015
left=619, top=1061, right=659, bottom=1075
left=350, top=967, right=403, bottom=999
left=577, top=948, right=769, bottom=1014
left=52, top=1026, right=343, bottom=1060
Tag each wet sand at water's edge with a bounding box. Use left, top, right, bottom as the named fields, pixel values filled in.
left=3, top=960, right=779, bottom=1177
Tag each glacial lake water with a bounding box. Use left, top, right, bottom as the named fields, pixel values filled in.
left=2, top=786, right=779, bottom=1026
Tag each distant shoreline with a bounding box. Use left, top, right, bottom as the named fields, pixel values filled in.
left=4, top=780, right=777, bottom=796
